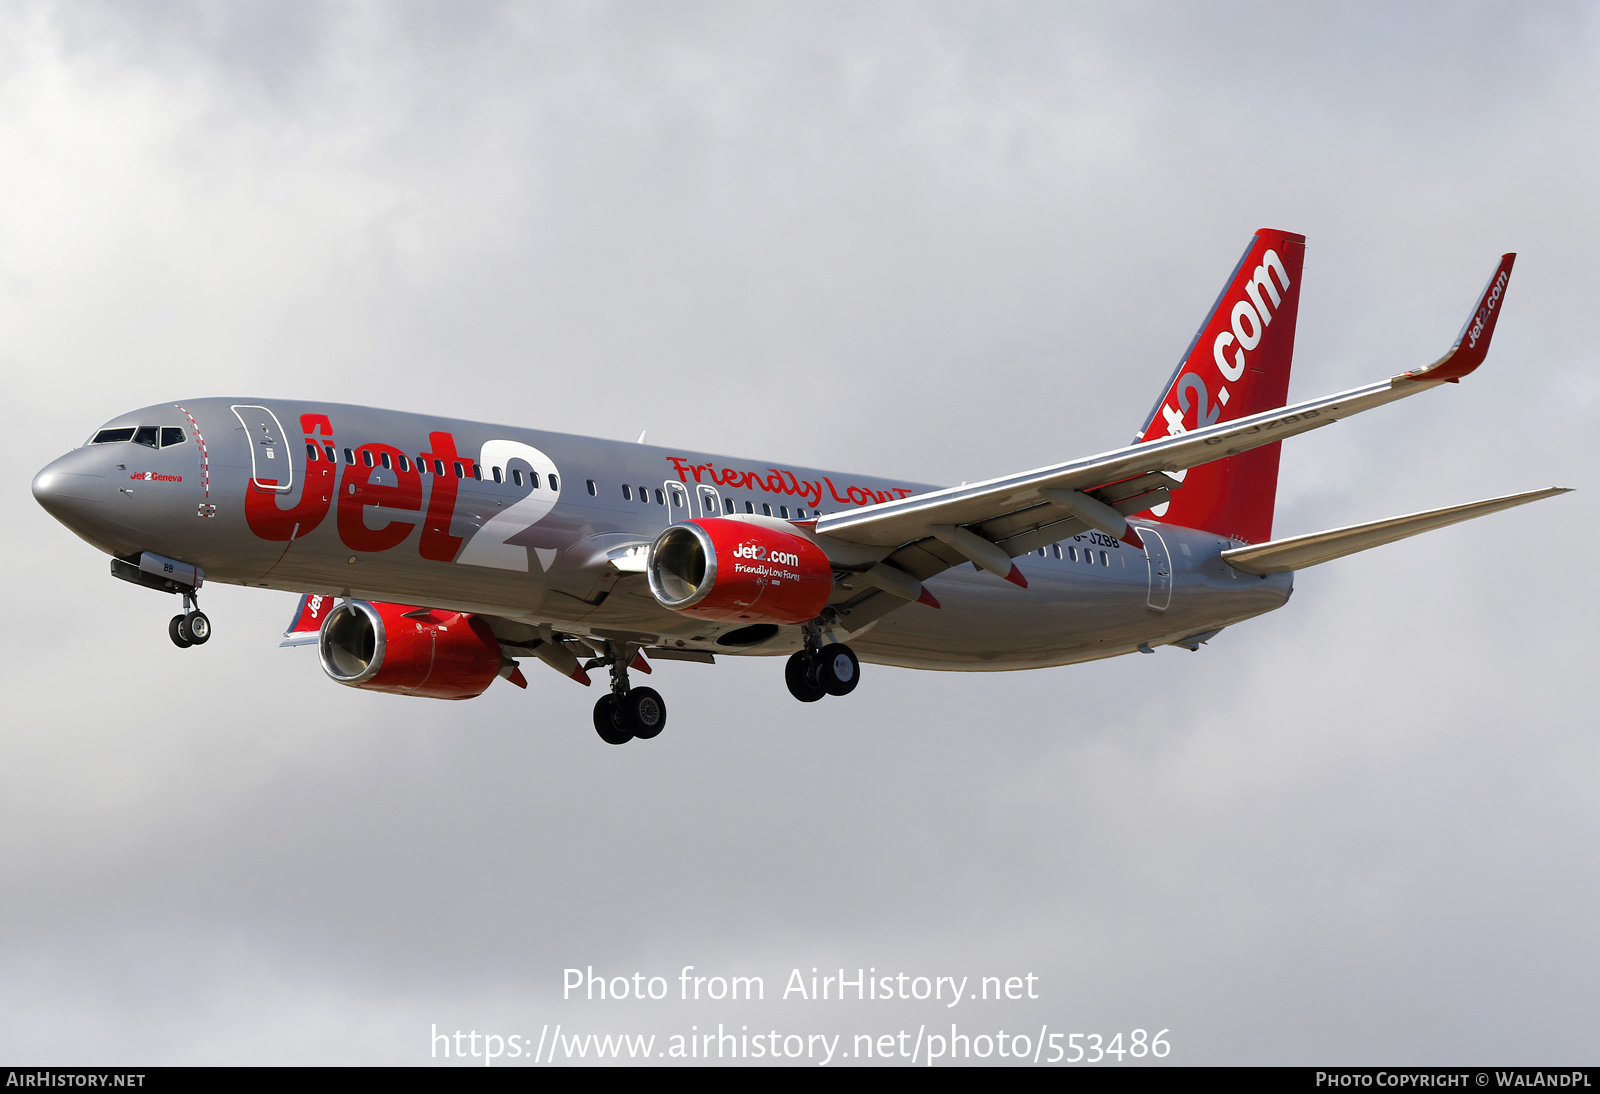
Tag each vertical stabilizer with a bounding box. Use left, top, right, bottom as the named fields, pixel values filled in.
left=1135, top=229, right=1306, bottom=543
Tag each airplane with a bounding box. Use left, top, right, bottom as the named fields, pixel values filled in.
left=31, top=229, right=1570, bottom=745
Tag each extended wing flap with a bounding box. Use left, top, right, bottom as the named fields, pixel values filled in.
left=1220, top=487, right=1570, bottom=575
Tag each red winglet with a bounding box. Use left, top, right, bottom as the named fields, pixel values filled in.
left=1004, top=562, right=1029, bottom=589
left=1403, top=253, right=1515, bottom=383
left=571, top=666, right=592, bottom=686
left=916, top=585, right=942, bottom=609
left=505, top=665, right=528, bottom=689
left=630, top=650, right=653, bottom=674
left=1119, top=526, right=1145, bottom=550
left=283, top=592, right=335, bottom=635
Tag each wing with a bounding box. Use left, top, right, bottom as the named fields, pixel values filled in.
left=814, top=254, right=1518, bottom=629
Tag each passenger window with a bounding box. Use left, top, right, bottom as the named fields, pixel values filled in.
left=380, top=452, right=392, bottom=470
left=306, top=442, right=319, bottom=461
left=398, top=455, right=410, bottom=472
left=586, top=479, right=597, bottom=496
left=160, top=427, right=186, bottom=447
left=324, top=445, right=337, bottom=463
left=1037, top=547, right=1046, bottom=557
left=1100, top=551, right=1109, bottom=566
left=639, top=487, right=649, bottom=503
left=512, top=469, right=523, bottom=487
left=472, top=464, right=482, bottom=481
left=454, top=462, right=464, bottom=479
left=655, top=489, right=665, bottom=505
left=724, top=497, right=734, bottom=513
left=1068, top=546, right=1078, bottom=562
left=1052, top=544, right=1062, bottom=560
left=362, top=450, right=374, bottom=467
left=433, top=459, right=444, bottom=476
left=132, top=425, right=158, bottom=448
left=672, top=489, right=684, bottom=506
left=549, top=474, right=558, bottom=491
left=622, top=484, right=633, bottom=501
left=344, top=448, right=355, bottom=464
left=762, top=503, right=772, bottom=516
left=779, top=506, right=790, bottom=518
left=745, top=501, right=754, bottom=514
left=530, top=472, right=541, bottom=489
left=91, top=428, right=136, bottom=444
left=492, top=466, right=503, bottom=483
left=795, top=508, right=806, bottom=519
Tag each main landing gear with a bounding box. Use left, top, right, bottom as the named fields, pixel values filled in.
left=590, top=643, right=666, bottom=746
left=785, top=624, right=860, bottom=704
left=168, top=591, right=210, bottom=649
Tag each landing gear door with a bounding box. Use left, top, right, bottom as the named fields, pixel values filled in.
left=696, top=484, right=722, bottom=518
left=665, top=481, right=691, bottom=525
left=1143, top=526, right=1172, bottom=612
left=231, top=405, right=292, bottom=493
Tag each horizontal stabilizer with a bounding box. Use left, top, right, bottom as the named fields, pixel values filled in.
left=1221, top=487, right=1571, bottom=574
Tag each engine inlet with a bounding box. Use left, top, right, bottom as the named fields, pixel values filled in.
left=318, top=601, right=386, bottom=683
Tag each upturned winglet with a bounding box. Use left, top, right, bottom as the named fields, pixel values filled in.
left=1398, top=253, right=1515, bottom=384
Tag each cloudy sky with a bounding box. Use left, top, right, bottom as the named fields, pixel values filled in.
left=2, top=0, right=1596, bottom=1066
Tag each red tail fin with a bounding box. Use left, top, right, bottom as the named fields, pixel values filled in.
left=1134, top=229, right=1306, bottom=544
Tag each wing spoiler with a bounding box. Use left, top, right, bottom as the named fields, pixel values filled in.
left=816, top=254, right=1519, bottom=550
left=1220, top=487, right=1570, bottom=575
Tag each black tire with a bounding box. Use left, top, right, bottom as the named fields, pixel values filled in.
left=183, top=610, right=211, bottom=645
left=816, top=643, right=860, bottom=696
left=624, top=687, right=667, bottom=740
left=593, top=695, right=633, bottom=745
left=784, top=651, right=826, bottom=703
left=168, top=615, right=193, bottom=649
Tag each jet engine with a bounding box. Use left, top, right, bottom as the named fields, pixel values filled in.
left=647, top=518, right=833, bottom=624
left=318, top=600, right=507, bottom=700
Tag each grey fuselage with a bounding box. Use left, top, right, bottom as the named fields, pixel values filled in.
left=32, top=398, right=1293, bottom=669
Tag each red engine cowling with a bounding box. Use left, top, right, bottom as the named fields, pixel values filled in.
left=647, top=518, right=833, bottom=624
left=318, top=600, right=505, bottom=700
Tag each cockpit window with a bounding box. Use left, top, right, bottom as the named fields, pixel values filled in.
left=92, top=425, right=188, bottom=447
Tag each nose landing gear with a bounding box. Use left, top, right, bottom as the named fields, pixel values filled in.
left=167, top=594, right=209, bottom=646
left=109, top=554, right=212, bottom=649
left=168, top=594, right=210, bottom=648
left=589, top=643, right=667, bottom=745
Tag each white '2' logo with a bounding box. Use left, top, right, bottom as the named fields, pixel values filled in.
left=456, top=440, right=563, bottom=572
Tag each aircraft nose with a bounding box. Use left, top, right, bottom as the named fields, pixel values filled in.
left=32, top=449, right=107, bottom=526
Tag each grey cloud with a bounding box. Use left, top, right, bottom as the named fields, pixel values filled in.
left=1, top=0, right=1595, bottom=1064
